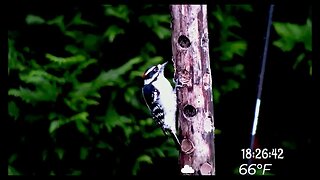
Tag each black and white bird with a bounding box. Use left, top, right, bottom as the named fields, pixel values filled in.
left=142, top=61, right=180, bottom=147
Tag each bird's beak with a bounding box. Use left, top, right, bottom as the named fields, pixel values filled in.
left=161, top=61, right=168, bottom=68
left=160, top=61, right=168, bottom=72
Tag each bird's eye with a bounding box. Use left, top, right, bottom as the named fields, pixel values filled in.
left=154, top=67, right=158, bottom=72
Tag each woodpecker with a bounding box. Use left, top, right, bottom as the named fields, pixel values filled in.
left=142, top=61, right=180, bottom=148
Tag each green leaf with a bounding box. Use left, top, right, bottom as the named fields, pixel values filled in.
left=55, top=148, right=64, bottom=160
left=80, top=147, right=89, bottom=160
left=26, top=14, right=45, bottom=25
left=273, top=20, right=312, bottom=52
left=273, top=38, right=295, bottom=52
left=222, top=64, right=245, bottom=79
left=142, top=128, right=164, bottom=139
left=213, top=88, right=221, bottom=104
left=304, top=19, right=312, bottom=51
left=69, top=12, right=95, bottom=27
left=142, top=42, right=157, bottom=54
left=150, top=14, right=170, bottom=23
left=71, top=112, right=89, bottom=134
left=8, top=166, right=21, bottom=175
left=121, top=116, right=134, bottom=139
left=71, top=58, right=98, bottom=79
left=84, top=98, right=100, bottom=106
left=213, top=7, right=240, bottom=28
left=20, top=70, right=66, bottom=84
left=218, top=41, right=247, bottom=61
left=139, top=118, right=153, bottom=126
left=47, top=15, right=65, bottom=32
left=64, top=98, right=78, bottom=112
left=132, top=155, right=153, bottom=175
left=212, top=7, right=224, bottom=23
left=152, top=26, right=171, bottom=39
left=76, top=120, right=88, bottom=134
left=235, top=5, right=253, bottom=12
left=71, top=112, right=89, bottom=122
left=139, top=14, right=170, bottom=28
left=214, top=128, right=222, bottom=135
left=8, top=85, right=59, bottom=103
left=104, top=5, right=130, bottom=23
left=48, top=112, right=58, bottom=120
left=139, top=15, right=156, bottom=27
left=308, top=59, right=312, bottom=76
left=137, top=155, right=153, bottom=164
left=146, top=147, right=165, bottom=158
left=8, top=39, right=26, bottom=73
left=8, top=101, right=20, bottom=120
left=46, top=53, right=86, bottom=65
left=273, top=22, right=301, bottom=39
left=273, top=19, right=311, bottom=76
left=96, top=141, right=113, bottom=151
left=49, top=120, right=62, bottom=133
left=161, top=144, right=179, bottom=157
left=9, top=154, right=18, bottom=164
left=139, top=14, right=170, bottom=39
left=64, top=30, right=84, bottom=42
left=103, top=25, right=125, bottom=42
left=221, top=79, right=240, bottom=92
left=29, top=59, right=42, bottom=70
left=124, top=87, right=140, bottom=109
left=293, top=53, right=305, bottom=70
left=68, top=170, right=82, bottom=176
left=103, top=106, right=119, bottom=132
left=42, top=150, right=48, bottom=161
left=65, top=44, right=81, bottom=55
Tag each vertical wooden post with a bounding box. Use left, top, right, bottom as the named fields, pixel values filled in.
left=170, top=5, right=216, bottom=175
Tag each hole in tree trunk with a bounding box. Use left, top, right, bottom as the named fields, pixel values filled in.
left=200, top=162, right=212, bottom=175
left=178, top=35, right=191, bottom=48
left=181, top=139, right=195, bottom=154
left=183, top=105, right=197, bottom=117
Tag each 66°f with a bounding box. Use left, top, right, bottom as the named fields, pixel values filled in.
left=239, top=163, right=272, bottom=175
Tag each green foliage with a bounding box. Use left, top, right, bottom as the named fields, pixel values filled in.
left=132, top=154, right=153, bottom=175
left=26, top=14, right=45, bottom=25
left=8, top=5, right=178, bottom=175
left=104, top=5, right=130, bottom=23
left=139, top=14, right=171, bottom=39
left=8, top=38, right=26, bottom=74
left=103, top=25, right=125, bottom=42
left=210, top=5, right=252, bottom=103
left=70, top=13, right=96, bottom=27
left=8, top=166, right=21, bottom=176
left=273, top=19, right=311, bottom=52
left=8, top=101, right=20, bottom=120
left=273, top=19, right=312, bottom=75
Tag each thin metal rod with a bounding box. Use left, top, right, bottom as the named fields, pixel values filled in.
left=249, top=4, right=275, bottom=160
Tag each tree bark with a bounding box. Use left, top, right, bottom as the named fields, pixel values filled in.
left=170, top=5, right=216, bottom=175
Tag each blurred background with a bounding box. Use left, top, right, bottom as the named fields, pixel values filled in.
left=8, top=4, right=313, bottom=176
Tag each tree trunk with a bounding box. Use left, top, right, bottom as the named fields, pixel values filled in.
left=170, top=5, right=216, bottom=175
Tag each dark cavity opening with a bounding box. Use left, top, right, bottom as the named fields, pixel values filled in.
left=183, top=104, right=197, bottom=117
left=178, top=35, right=191, bottom=48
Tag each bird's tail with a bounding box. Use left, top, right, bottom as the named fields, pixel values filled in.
left=170, top=130, right=181, bottom=150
